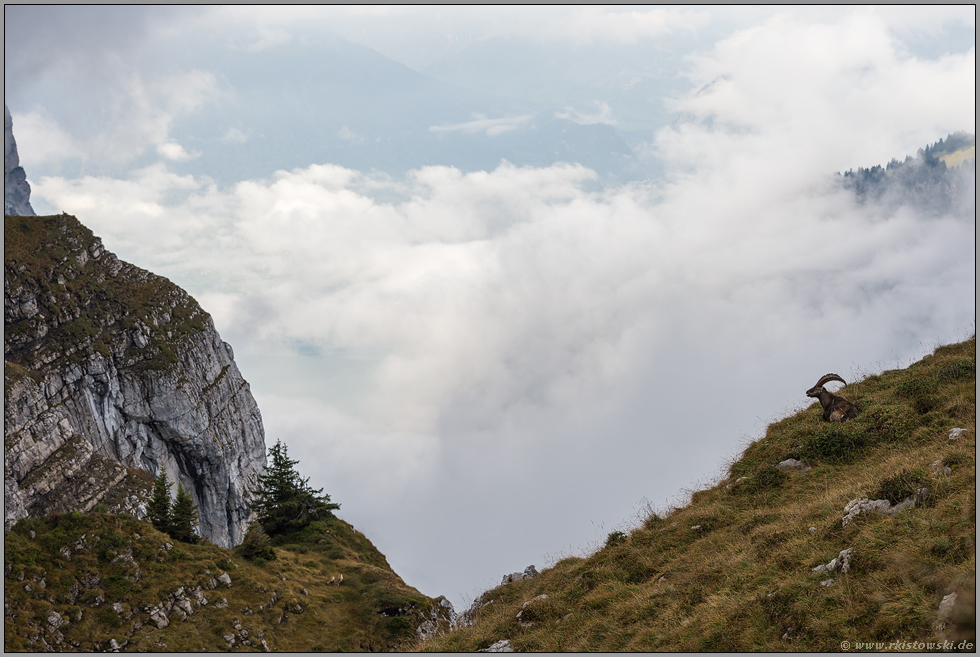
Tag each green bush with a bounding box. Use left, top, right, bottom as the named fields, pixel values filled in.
left=870, top=469, right=926, bottom=504
left=738, top=465, right=787, bottom=494
left=386, top=616, right=413, bottom=636
left=234, top=524, right=277, bottom=562
left=798, top=424, right=868, bottom=463
left=894, top=376, right=937, bottom=414
left=98, top=608, right=122, bottom=628
left=605, top=531, right=628, bottom=547
left=937, top=359, right=975, bottom=384
left=942, top=451, right=971, bottom=468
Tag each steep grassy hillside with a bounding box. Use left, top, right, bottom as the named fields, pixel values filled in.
left=422, top=337, right=976, bottom=652
left=4, top=510, right=449, bottom=652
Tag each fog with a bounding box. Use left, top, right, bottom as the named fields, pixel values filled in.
left=6, top=6, right=975, bottom=609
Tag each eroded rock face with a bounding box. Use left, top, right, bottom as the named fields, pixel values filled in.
left=4, top=214, right=265, bottom=547
left=4, top=104, right=35, bottom=217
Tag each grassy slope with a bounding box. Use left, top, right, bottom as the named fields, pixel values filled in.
left=4, top=512, right=437, bottom=652
left=422, top=337, right=976, bottom=652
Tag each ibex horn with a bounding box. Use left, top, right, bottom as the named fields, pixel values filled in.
left=814, top=373, right=846, bottom=388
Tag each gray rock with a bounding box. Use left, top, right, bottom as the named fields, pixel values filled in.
left=841, top=489, right=929, bottom=527
left=46, top=610, right=67, bottom=630
left=4, top=216, right=266, bottom=547
left=147, top=607, right=169, bottom=629
left=501, top=565, right=539, bottom=585
left=217, top=572, right=232, bottom=588
left=936, top=592, right=958, bottom=630
left=4, top=104, right=35, bottom=216
left=819, top=579, right=835, bottom=587
left=478, top=639, right=516, bottom=653
left=516, top=594, right=548, bottom=620
left=930, top=460, right=952, bottom=477
left=812, top=547, right=853, bottom=574
left=948, top=428, right=968, bottom=440
left=416, top=620, right=439, bottom=642
left=776, top=458, right=811, bottom=472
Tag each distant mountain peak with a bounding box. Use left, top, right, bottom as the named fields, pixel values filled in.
left=4, top=104, right=36, bottom=217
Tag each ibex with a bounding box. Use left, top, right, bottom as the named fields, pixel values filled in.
left=806, top=373, right=858, bottom=422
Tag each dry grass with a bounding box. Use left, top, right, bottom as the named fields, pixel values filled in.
left=4, top=512, right=440, bottom=652
left=422, top=336, right=976, bottom=652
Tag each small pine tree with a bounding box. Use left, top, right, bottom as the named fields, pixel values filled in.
left=169, top=482, right=200, bottom=544
left=147, top=469, right=172, bottom=534
left=249, top=439, right=339, bottom=537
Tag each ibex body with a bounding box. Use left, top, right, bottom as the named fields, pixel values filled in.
left=806, top=373, right=858, bottom=422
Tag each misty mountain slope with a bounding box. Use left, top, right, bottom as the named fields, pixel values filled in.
left=3, top=510, right=452, bottom=652
left=420, top=337, right=976, bottom=652
left=840, top=132, right=976, bottom=217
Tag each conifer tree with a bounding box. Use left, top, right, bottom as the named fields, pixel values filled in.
left=169, top=482, right=200, bottom=544
left=249, top=439, right=339, bottom=537
left=147, top=469, right=172, bottom=534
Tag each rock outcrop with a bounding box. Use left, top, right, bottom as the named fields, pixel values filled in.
left=840, top=488, right=929, bottom=528
left=4, top=104, right=36, bottom=217
left=4, top=213, right=266, bottom=547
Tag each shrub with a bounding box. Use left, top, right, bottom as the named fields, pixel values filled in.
left=798, top=424, right=868, bottom=463
left=870, top=469, right=926, bottom=504
left=605, top=531, right=628, bottom=548
left=386, top=616, right=413, bottom=636
left=937, top=359, right=975, bottom=384
left=894, top=376, right=937, bottom=414
left=942, top=451, right=971, bottom=468
left=738, top=465, right=786, bottom=494
left=234, top=524, right=277, bottom=562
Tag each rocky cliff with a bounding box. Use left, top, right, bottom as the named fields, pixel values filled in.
left=4, top=213, right=266, bottom=547
left=4, top=104, right=36, bottom=216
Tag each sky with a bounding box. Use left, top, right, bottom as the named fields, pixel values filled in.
left=4, top=6, right=976, bottom=611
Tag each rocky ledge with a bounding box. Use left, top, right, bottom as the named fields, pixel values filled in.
left=4, top=213, right=266, bottom=547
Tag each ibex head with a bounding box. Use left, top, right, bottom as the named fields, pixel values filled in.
left=806, top=373, right=846, bottom=398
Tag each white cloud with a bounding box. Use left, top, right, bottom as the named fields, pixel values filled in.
left=10, top=110, right=84, bottom=166
left=335, top=126, right=362, bottom=143
left=429, top=115, right=533, bottom=137
left=221, top=127, right=250, bottom=144
left=156, top=141, right=197, bottom=161
left=534, top=7, right=711, bottom=45
left=556, top=101, right=616, bottom=126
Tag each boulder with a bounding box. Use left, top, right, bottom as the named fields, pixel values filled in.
left=812, top=548, right=853, bottom=574
left=478, top=639, right=516, bottom=653
left=776, top=458, right=811, bottom=472
left=841, top=489, right=929, bottom=527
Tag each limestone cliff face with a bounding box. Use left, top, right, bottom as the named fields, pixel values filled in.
left=4, top=104, right=35, bottom=217
left=4, top=214, right=266, bottom=547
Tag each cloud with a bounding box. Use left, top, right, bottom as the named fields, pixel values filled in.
left=156, top=141, right=198, bottom=161
left=429, top=115, right=533, bottom=137
left=335, top=126, right=363, bottom=143
left=221, top=127, right=250, bottom=144
left=534, top=7, right=711, bottom=45
left=11, top=110, right=84, bottom=166
left=556, top=101, right=616, bottom=126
